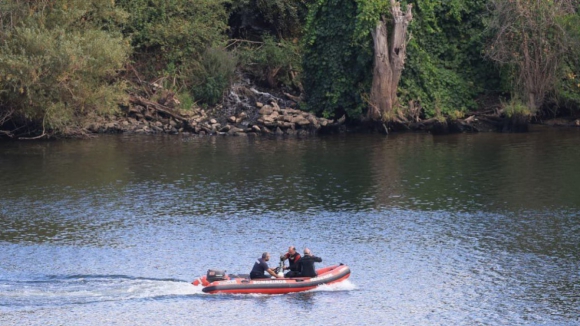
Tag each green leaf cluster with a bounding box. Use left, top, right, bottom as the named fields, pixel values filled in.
left=302, top=0, right=503, bottom=119
left=302, top=0, right=373, bottom=118
left=237, top=36, right=302, bottom=89
left=190, top=47, right=238, bottom=106
left=229, top=0, right=313, bottom=39
left=0, top=0, right=130, bottom=133
left=400, top=0, right=499, bottom=117
left=116, top=0, right=229, bottom=84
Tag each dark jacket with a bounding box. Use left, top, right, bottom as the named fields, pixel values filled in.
left=284, top=252, right=302, bottom=272
left=299, top=254, right=322, bottom=277
left=250, top=258, right=270, bottom=278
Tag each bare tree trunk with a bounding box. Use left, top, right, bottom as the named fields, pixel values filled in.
left=368, top=0, right=413, bottom=121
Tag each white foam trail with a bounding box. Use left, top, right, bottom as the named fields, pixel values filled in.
left=0, top=277, right=205, bottom=308
left=150, top=280, right=204, bottom=296
left=311, top=279, right=356, bottom=292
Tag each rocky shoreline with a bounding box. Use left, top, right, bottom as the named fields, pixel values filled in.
left=79, top=84, right=580, bottom=138
left=87, top=97, right=346, bottom=137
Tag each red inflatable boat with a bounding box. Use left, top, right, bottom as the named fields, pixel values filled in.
left=192, top=264, right=351, bottom=294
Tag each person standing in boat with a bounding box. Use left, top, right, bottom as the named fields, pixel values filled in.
left=249, top=252, right=282, bottom=279
left=280, top=246, right=302, bottom=277
left=298, top=248, right=322, bottom=277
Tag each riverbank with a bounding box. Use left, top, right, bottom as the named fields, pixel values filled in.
left=2, top=86, right=580, bottom=140
left=83, top=90, right=580, bottom=138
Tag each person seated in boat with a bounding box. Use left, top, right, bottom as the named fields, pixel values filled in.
left=297, top=248, right=322, bottom=277
left=280, top=246, right=301, bottom=277
left=250, top=252, right=283, bottom=279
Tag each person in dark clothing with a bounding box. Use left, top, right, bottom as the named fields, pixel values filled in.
left=250, top=252, right=282, bottom=279
left=280, top=246, right=302, bottom=277
left=298, top=248, right=322, bottom=277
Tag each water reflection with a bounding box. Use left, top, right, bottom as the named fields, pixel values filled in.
left=1, top=130, right=580, bottom=324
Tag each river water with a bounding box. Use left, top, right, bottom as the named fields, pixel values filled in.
left=1, top=128, right=579, bottom=325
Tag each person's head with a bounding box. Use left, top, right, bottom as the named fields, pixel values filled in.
left=288, top=246, right=296, bottom=255
left=304, top=248, right=311, bottom=256
left=262, top=252, right=270, bottom=261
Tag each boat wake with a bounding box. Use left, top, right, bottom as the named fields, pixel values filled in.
left=311, top=279, right=357, bottom=292
left=0, top=275, right=202, bottom=310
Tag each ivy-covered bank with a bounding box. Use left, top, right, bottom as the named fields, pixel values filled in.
left=1, top=0, right=580, bottom=139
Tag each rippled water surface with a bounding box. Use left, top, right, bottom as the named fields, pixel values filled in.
left=1, top=128, right=579, bottom=325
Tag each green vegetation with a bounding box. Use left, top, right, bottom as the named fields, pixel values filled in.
left=1, top=0, right=580, bottom=137
left=302, top=0, right=372, bottom=118
left=402, top=0, right=496, bottom=117
left=0, top=0, right=130, bottom=136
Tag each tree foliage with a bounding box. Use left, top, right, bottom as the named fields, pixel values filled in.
left=229, top=0, right=310, bottom=90
left=116, top=0, right=229, bottom=86
left=302, top=0, right=497, bottom=120
left=0, top=0, right=130, bottom=135
left=486, top=0, right=576, bottom=112
left=237, top=36, right=302, bottom=89
left=302, top=0, right=373, bottom=118
left=229, top=0, right=313, bottom=39
left=400, top=0, right=497, bottom=118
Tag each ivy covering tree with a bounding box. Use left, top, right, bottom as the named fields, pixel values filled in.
left=303, top=0, right=505, bottom=122
left=401, top=0, right=498, bottom=119
left=302, top=0, right=373, bottom=118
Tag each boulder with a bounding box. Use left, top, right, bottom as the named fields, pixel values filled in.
left=228, top=127, right=244, bottom=134
left=259, top=105, right=274, bottom=115
left=293, top=116, right=310, bottom=126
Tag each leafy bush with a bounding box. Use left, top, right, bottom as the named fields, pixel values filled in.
left=191, top=47, right=238, bottom=106
left=0, top=1, right=130, bottom=134
left=502, top=98, right=533, bottom=119
left=238, top=36, right=301, bottom=89
left=116, top=0, right=229, bottom=85
left=229, top=0, right=312, bottom=39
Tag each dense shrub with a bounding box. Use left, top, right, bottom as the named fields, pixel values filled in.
left=0, top=0, right=130, bottom=135
left=191, top=47, right=238, bottom=106
left=237, top=36, right=302, bottom=89
left=116, top=0, right=229, bottom=86
left=229, top=0, right=313, bottom=39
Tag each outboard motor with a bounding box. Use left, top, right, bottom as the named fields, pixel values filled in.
left=206, top=269, right=227, bottom=283
left=277, top=255, right=285, bottom=278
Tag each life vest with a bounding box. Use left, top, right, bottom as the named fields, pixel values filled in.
left=286, top=252, right=301, bottom=271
